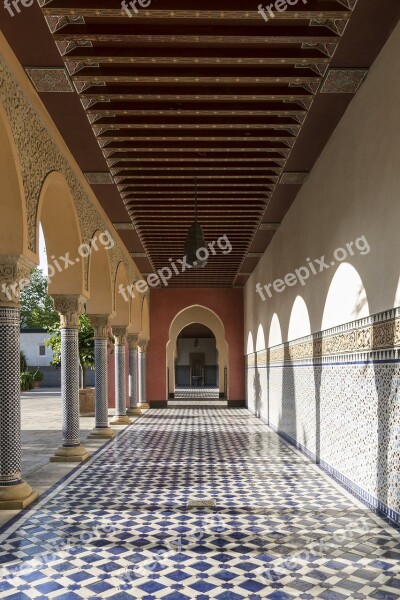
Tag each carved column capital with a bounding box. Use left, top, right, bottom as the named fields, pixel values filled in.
left=0, top=255, right=35, bottom=308
left=127, top=334, right=139, bottom=350
left=112, top=325, right=127, bottom=346
left=89, top=314, right=111, bottom=339
left=52, top=294, right=86, bottom=329
left=139, top=340, right=148, bottom=353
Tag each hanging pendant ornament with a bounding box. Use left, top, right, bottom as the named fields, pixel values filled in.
left=184, top=177, right=208, bottom=269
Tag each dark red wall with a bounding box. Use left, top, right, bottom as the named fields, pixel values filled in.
left=148, top=288, right=245, bottom=402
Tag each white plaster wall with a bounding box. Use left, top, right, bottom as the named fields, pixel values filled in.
left=245, top=21, right=400, bottom=347
left=20, top=332, right=53, bottom=367
left=244, top=23, right=400, bottom=518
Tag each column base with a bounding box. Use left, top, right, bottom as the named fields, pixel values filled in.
left=138, top=403, right=150, bottom=410
left=88, top=427, right=116, bottom=439
left=0, top=481, right=39, bottom=511
left=110, top=415, right=132, bottom=425
left=127, top=407, right=143, bottom=416
left=50, top=444, right=91, bottom=463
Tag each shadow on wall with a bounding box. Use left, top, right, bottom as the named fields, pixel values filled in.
left=253, top=354, right=262, bottom=418
left=313, top=335, right=322, bottom=464
left=278, top=344, right=297, bottom=453
left=374, top=318, right=397, bottom=516
left=250, top=261, right=400, bottom=520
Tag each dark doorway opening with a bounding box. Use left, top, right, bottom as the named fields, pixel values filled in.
left=175, top=323, right=219, bottom=397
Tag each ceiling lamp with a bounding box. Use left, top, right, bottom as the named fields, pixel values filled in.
left=184, top=178, right=208, bottom=269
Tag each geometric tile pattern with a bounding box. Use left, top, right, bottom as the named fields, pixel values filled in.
left=246, top=308, right=400, bottom=524
left=279, top=172, right=309, bottom=185
left=255, top=315, right=400, bottom=368
left=175, top=388, right=220, bottom=399
left=114, top=345, right=127, bottom=418
left=1, top=409, right=399, bottom=599
left=24, top=68, right=74, bottom=93
left=320, top=69, right=368, bottom=94
left=84, top=172, right=114, bottom=185
left=129, top=347, right=139, bottom=410
left=61, top=328, right=81, bottom=447
left=169, top=401, right=229, bottom=408
left=0, top=307, right=22, bottom=484
left=94, top=338, right=109, bottom=429
left=171, top=389, right=226, bottom=407
left=139, top=350, right=147, bottom=406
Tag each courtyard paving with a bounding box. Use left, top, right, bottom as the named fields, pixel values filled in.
left=0, top=408, right=399, bottom=598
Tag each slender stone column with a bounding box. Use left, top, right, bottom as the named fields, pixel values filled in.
left=51, top=295, right=91, bottom=463
left=127, top=334, right=142, bottom=417
left=88, top=315, right=115, bottom=439
left=110, top=326, right=131, bottom=425
left=138, top=341, right=150, bottom=409
left=0, top=256, right=39, bottom=510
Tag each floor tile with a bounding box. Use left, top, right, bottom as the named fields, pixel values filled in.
left=0, top=409, right=399, bottom=599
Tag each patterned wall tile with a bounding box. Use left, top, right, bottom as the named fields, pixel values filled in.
left=246, top=308, right=400, bottom=522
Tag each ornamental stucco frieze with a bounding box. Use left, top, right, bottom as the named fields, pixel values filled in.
left=0, top=56, right=136, bottom=295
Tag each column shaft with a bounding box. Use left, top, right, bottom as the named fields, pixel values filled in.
left=88, top=337, right=115, bottom=438
left=95, top=338, right=109, bottom=428
left=138, top=345, right=150, bottom=409
left=0, top=255, right=38, bottom=509
left=129, top=347, right=138, bottom=408
left=0, top=307, right=23, bottom=485
left=51, top=295, right=90, bottom=463
left=115, top=344, right=127, bottom=417
left=127, top=340, right=142, bottom=416
left=111, top=327, right=131, bottom=425
left=61, top=327, right=81, bottom=446
left=88, top=315, right=115, bottom=438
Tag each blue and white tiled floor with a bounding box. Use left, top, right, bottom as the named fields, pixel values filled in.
left=170, top=388, right=226, bottom=407
left=174, top=388, right=220, bottom=398
left=1, top=408, right=400, bottom=599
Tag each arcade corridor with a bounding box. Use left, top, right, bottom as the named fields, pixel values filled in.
left=1, top=409, right=399, bottom=600
left=1, top=2, right=400, bottom=598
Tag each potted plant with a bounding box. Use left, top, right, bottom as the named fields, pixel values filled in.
left=31, top=368, right=44, bottom=389
left=20, top=371, right=35, bottom=391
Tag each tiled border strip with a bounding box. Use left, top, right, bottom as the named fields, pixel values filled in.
left=250, top=355, right=400, bottom=368
left=247, top=307, right=400, bottom=367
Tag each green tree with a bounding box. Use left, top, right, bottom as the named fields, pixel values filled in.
left=20, top=268, right=59, bottom=329
left=46, top=314, right=95, bottom=389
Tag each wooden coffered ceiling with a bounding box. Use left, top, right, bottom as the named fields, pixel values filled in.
left=2, top=1, right=399, bottom=287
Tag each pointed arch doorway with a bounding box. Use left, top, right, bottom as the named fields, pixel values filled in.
left=166, top=305, right=228, bottom=403
left=175, top=323, right=218, bottom=397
